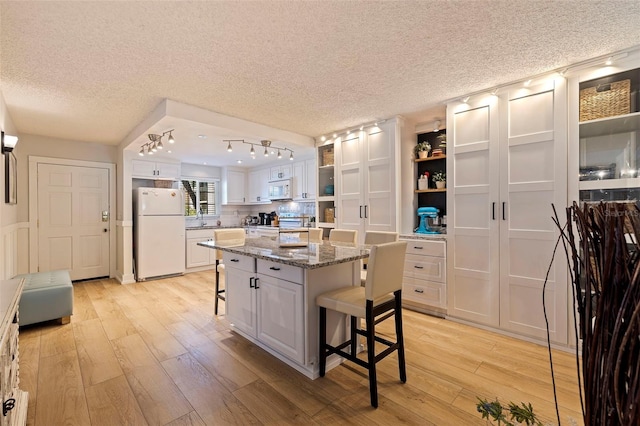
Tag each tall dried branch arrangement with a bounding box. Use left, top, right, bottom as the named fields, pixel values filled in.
left=556, top=202, right=640, bottom=425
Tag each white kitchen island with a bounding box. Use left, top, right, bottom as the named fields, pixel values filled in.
left=198, top=237, right=369, bottom=379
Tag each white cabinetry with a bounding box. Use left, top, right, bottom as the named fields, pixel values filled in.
left=222, top=167, right=247, bottom=204
left=223, top=253, right=304, bottom=364
left=270, top=164, right=292, bottom=181
left=0, top=279, right=28, bottom=426
left=256, top=260, right=304, bottom=364
left=132, top=159, right=181, bottom=179
left=248, top=168, right=271, bottom=203
left=185, top=229, right=216, bottom=269
left=292, top=158, right=317, bottom=200
left=401, top=239, right=446, bottom=315
left=335, top=119, right=400, bottom=244
left=446, top=78, right=568, bottom=344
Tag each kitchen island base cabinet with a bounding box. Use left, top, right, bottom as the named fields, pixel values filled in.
left=223, top=252, right=359, bottom=379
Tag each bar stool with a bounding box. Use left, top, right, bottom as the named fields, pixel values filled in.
left=212, top=228, right=246, bottom=315
left=361, top=231, right=399, bottom=285
left=316, top=240, right=408, bottom=408
left=329, top=229, right=358, bottom=244
left=307, top=228, right=323, bottom=241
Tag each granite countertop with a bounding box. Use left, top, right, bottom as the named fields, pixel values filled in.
left=198, top=237, right=369, bottom=269
left=185, top=225, right=242, bottom=230
left=400, top=233, right=447, bottom=241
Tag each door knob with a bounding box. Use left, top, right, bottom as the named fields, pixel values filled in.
left=103, top=229, right=108, bottom=232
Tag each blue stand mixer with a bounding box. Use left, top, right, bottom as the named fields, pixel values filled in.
left=416, top=207, right=440, bottom=234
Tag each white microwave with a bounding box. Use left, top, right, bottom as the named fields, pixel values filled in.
left=268, top=179, right=292, bottom=201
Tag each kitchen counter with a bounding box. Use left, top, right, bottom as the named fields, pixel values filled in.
left=198, top=236, right=365, bottom=379
left=400, top=232, right=447, bottom=241
left=185, top=224, right=241, bottom=230
left=198, top=237, right=369, bottom=269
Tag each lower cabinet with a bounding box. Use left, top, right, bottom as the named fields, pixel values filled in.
left=224, top=253, right=304, bottom=364
left=185, top=229, right=217, bottom=269
left=401, top=238, right=447, bottom=314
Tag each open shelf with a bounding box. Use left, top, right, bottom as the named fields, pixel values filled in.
left=579, top=177, right=640, bottom=191
left=317, top=222, right=335, bottom=229
left=579, top=111, right=640, bottom=138
left=415, top=188, right=447, bottom=193
left=414, top=155, right=446, bottom=163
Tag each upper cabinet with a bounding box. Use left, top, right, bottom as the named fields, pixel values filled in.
left=573, top=66, right=640, bottom=201
left=248, top=168, right=271, bottom=203
left=292, top=158, right=316, bottom=200
left=222, top=167, right=246, bottom=204
left=270, top=164, right=292, bottom=181
left=132, top=159, right=181, bottom=179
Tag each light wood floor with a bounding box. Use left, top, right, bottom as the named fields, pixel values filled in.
left=18, top=272, right=584, bottom=425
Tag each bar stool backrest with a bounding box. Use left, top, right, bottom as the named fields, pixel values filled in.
left=329, top=229, right=358, bottom=244
left=365, top=241, right=407, bottom=301
left=213, top=228, right=246, bottom=260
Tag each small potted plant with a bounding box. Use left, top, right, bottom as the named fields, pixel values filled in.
left=413, top=141, right=431, bottom=159
left=433, top=171, right=446, bottom=189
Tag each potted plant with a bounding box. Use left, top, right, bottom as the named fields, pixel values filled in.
left=413, top=141, right=431, bottom=159
left=433, top=171, right=446, bottom=189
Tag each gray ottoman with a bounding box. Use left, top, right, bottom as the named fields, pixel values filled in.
left=16, top=270, right=73, bottom=326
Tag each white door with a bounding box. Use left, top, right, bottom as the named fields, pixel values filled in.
left=256, top=274, right=304, bottom=363
left=225, top=266, right=257, bottom=337
left=292, top=161, right=305, bottom=200
left=499, top=79, right=568, bottom=344
left=38, top=163, right=110, bottom=280
left=447, top=97, right=501, bottom=326
left=304, top=158, right=317, bottom=199
left=336, top=133, right=366, bottom=237
left=363, top=124, right=396, bottom=235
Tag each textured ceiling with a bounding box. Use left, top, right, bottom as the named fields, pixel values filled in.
left=1, top=1, right=640, bottom=160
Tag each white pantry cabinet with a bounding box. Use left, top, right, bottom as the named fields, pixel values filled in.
left=248, top=168, right=271, bottom=203
left=335, top=118, right=401, bottom=244
left=292, top=158, right=316, bottom=200
left=222, top=167, right=247, bottom=204
left=132, top=159, right=181, bottom=179
left=446, top=78, right=568, bottom=344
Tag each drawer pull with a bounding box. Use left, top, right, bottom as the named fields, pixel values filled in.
left=269, top=266, right=281, bottom=271
left=230, top=258, right=240, bottom=262
left=414, top=289, right=424, bottom=294
left=414, top=265, right=424, bottom=269
left=413, top=246, right=423, bottom=249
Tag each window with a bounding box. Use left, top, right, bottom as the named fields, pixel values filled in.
left=181, top=179, right=219, bottom=216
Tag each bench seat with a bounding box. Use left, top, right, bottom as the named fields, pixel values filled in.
left=16, top=270, right=73, bottom=326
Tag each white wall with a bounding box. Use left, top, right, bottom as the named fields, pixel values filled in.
left=0, top=91, right=20, bottom=278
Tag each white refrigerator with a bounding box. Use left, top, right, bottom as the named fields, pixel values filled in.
left=134, top=187, right=185, bottom=281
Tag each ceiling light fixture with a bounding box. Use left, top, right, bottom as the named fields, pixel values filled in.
left=225, top=139, right=295, bottom=160
left=320, top=119, right=388, bottom=142
left=139, top=129, right=175, bottom=156
left=433, top=120, right=441, bottom=132
left=320, top=136, right=326, bottom=142
left=461, top=96, right=470, bottom=103
left=524, top=79, right=532, bottom=87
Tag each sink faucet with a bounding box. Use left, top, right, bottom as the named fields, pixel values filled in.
left=197, top=208, right=207, bottom=227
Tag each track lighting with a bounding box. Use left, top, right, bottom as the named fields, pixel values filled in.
left=224, top=139, right=295, bottom=160
left=140, top=130, right=175, bottom=156
left=289, top=151, right=294, bottom=161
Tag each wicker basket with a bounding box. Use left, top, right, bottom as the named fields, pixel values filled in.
left=324, top=207, right=335, bottom=223
left=579, top=79, right=631, bottom=121
left=322, top=147, right=334, bottom=166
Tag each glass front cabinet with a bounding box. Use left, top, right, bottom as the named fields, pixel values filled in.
left=570, top=61, right=640, bottom=205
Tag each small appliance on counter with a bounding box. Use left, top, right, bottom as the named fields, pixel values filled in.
left=416, top=207, right=440, bottom=234
left=259, top=212, right=269, bottom=225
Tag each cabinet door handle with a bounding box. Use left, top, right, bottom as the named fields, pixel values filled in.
left=359, top=206, right=363, bottom=218
left=230, top=258, right=240, bottom=263
left=414, top=289, right=424, bottom=294
left=502, top=202, right=506, bottom=220
left=492, top=202, right=496, bottom=220
left=414, top=265, right=424, bottom=269
left=269, top=266, right=281, bottom=271
left=364, top=205, right=368, bottom=218
left=413, top=246, right=423, bottom=249
left=249, top=277, right=255, bottom=288
left=255, top=277, right=260, bottom=289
